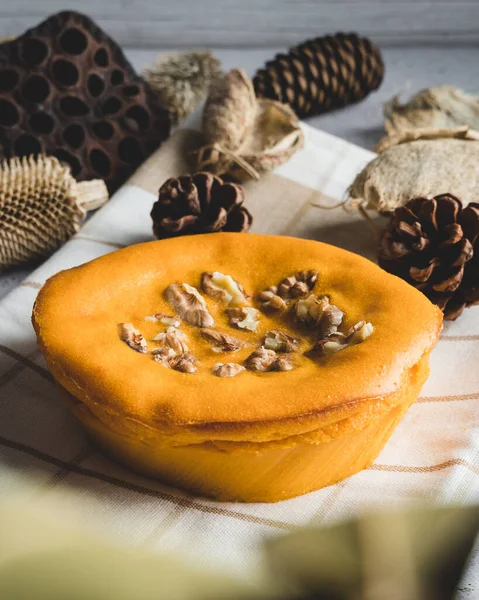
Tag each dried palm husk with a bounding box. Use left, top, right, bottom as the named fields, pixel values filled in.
left=0, top=155, right=108, bottom=269
left=384, top=86, right=479, bottom=135
left=144, top=51, right=221, bottom=125
left=197, top=69, right=304, bottom=181
left=348, top=127, right=479, bottom=214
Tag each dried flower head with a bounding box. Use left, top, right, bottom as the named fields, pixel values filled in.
left=144, top=51, right=221, bottom=125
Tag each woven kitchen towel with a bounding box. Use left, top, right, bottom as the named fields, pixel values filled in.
left=0, top=126, right=478, bottom=584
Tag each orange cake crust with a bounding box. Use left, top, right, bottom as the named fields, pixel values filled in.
left=33, top=233, right=442, bottom=445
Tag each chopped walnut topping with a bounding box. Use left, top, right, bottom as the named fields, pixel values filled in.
left=295, top=294, right=343, bottom=333
left=313, top=332, right=347, bottom=355
left=200, top=328, right=248, bottom=352
left=213, top=363, right=246, bottom=378
left=152, top=346, right=176, bottom=364
left=245, top=347, right=295, bottom=372
left=263, top=330, right=300, bottom=353
left=245, top=347, right=277, bottom=372
left=274, top=354, right=294, bottom=371
left=154, top=349, right=197, bottom=373
left=277, top=270, right=318, bottom=299
left=313, top=322, right=374, bottom=355
left=226, top=307, right=260, bottom=332
left=120, top=323, right=148, bottom=353
left=170, top=352, right=198, bottom=373
left=144, top=313, right=181, bottom=328
left=201, top=272, right=248, bottom=307
left=258, top=286, right=287, bottom=312
left=152, top=326, right=189, bottom=354
left=348, top=321, right=374, bottom=345
left=295, top=294, right=329, bottom=327
left=165, top=283, right=214, bottom=327
left=319, top=303, right=344, bottom=337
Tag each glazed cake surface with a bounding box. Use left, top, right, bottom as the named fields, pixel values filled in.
left=33, top=234, right=442, bottom=444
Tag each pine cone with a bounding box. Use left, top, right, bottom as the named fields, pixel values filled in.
left=253, top=32, right=384, bottom=119
left=378, top=194, right=479, bottom=320
left=151, top=172, right=252, bottom=239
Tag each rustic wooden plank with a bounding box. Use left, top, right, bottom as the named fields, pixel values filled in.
left=0, top=1, right=477, bottom=46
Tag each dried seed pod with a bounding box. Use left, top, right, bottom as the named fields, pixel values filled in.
left=0, top=10, right=170, bottom=193
left=144, top=51, right=221, bottom=125
left=0, top=155, right=108, bottom=269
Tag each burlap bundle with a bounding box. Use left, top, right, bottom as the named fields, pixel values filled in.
left=0, top=155, right=108, bottom=269
left=197, top=69, right=303, bottom=181
left=348, top=127, right=479, bottom=214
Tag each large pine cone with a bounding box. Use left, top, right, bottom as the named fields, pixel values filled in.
left=253, top=33, right=384, bottom=119
left=151, top=172, right=252, bottom=238
left=379, top=194, right=479, bottom=320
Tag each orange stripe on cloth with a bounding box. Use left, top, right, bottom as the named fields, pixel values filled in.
left=417, top=392, right=479, bottom=403
left=440, top=334, right=479, bottom=341
left=371, top=458, right=479, bottom=476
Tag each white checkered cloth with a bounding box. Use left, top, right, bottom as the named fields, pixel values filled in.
left=0, top=125, right=477, bottom=590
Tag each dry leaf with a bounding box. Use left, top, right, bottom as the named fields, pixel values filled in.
left=227, top=99, right=303, bottom=181
left=384, top=86, right=479, bottom=135
left=375, top=125, right=479, bottom=154
left=348, top=129, right=479, bottom=214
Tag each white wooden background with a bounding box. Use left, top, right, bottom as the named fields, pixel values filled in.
left=1, top=0, right=479, bottom=46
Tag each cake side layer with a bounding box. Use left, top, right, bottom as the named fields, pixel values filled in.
left=59, top=352, right=430, bottom=502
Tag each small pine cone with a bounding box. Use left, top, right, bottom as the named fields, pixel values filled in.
left=378, top=194, right=479, bottom=320
left=151, top=172, right=252, bottom=238
left=253, top=32, right=384, bottom=119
